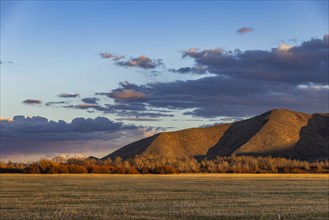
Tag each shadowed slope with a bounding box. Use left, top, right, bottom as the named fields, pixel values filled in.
left=286, top=113, right=329, bottom=160
left=207, top=111, right=270, bottom=157
left=207, top=109, right=322, bottom=159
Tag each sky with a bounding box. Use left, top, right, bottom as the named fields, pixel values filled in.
left=0, top=1, right=328, bottom=162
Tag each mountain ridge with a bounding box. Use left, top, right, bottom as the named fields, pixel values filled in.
left=102, top=109, right=329, bottom=161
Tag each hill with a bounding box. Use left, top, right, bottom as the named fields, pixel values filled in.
left=102, top=124, right=230, bottom=160
left=102, top=109, right=329, bottom=161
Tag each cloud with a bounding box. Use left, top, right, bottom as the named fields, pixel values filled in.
left=45, top=101, right=68, bottom=106
left=297, top=82, right=329, bottom=90
left=182, top=35, right=328, bottom=85
left=0, top=117, right=13, bottom=122
left=0, top=115, right=153, bottom=161
left=77, top=103, right=100, bottom=108
left=22, top=99, right=42, bottom=105
left=115, top=118, right=162, bottom=122
left=100, top=51, right=162, bottom=69
left=108, top=89, right=147, bottom=100
left=116, top=55, right=163, bottom=69
left=183, top=48, right=224, bottom=58
left=169, top=66, right=207, bottom=74
left=58, top=93, right=79, bottom=98
left=81, top=97, right=99, bottom=104
left=237, top=27, right=254, bottom=34
left=99, top=36, right=328, bottom=118
left=100, top=52, right=125, bottom=61
left=0, top=60, right=13, bottom=65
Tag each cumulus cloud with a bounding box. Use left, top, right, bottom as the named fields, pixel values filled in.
left=58, top=93, right=79, bottom=98
left=22, top=99, right=42, bottom=105
left=0, top=116, right=153, bottom=161
left=182, top=35, right=328, bottom=85
left=237, top=27, right=254, bottom=34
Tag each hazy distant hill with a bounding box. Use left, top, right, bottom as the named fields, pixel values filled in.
left=102, top=109, right=329, bottom=161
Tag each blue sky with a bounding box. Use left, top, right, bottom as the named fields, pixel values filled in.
left=1, top=1, right=328, bottom=162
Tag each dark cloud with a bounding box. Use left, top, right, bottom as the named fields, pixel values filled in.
left=81, top=97, right=99, bottom=104
left=100, top=36, right=328, bottom=118
left=183, top=48, right=224, bottom=58
left=182, top=35, right=328, bottom=85
left=63, top=101, right=174, bottom=119
left=58, top=93, right=79, bottom=98
left=0, top=116, right=150, bottom=159
left=64, top=103, right=107, bottom=112
left=116, top=118, right=162, bottom=122
left=237, top=27, right=254, bottom=34
left=45, top=101, right=68, bottom=106
left=22, top=99, right=42, bottom=105
left=169, top=66, right=207, bottom=74
left=114, top=111, right=174, bottom=118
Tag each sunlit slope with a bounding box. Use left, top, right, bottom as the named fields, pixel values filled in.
left=102, top=124, right=230, bottom=160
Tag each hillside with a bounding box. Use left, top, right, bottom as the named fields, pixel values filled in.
left=102, top=109, right=329, bottom=161
left=102, top=123, right=230, bottom=160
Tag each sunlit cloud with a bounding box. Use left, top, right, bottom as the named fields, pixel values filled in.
left=109, top=89, right=147, bottom=100
left=298, top=83, right=329, bottom=90
left=116, top=55, right=163, bottom=69
left=277, top=43, right=294, bottom=52
left=100, top=52, right=125, bottom=61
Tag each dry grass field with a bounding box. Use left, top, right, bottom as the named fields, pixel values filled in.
left=0, top=174, right=328, bottom=219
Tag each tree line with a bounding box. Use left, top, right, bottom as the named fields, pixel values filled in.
left=1, top=155, right=328, bottom=174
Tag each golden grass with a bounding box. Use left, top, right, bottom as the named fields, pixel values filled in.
left=1, top=174, right=328, bottom=219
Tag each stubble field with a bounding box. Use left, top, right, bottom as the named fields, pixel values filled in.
left=0, top=174, right=328, bottom=219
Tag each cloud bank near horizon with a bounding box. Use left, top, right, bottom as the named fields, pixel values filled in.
left=0, top=116, right=156, bottom=161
